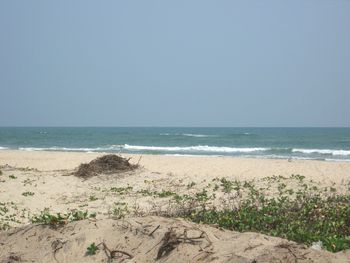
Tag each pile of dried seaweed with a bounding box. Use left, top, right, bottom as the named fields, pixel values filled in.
left=74, top=155, right=138, bottom=178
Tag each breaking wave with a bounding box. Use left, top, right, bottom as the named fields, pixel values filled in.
left=292, top=149, right=350, bottom=156
left=123, top=144, right=268, bottom=153
left=12, top=145, right=350, bottom=160
left=160, top=133, right=217, bottom=138
left=18, top=146, right=121, bottom=152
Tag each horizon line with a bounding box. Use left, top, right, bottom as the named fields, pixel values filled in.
left=1, top=126, right=350, bottom=129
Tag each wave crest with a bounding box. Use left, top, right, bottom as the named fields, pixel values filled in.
left=123, top=144, right=268, bottom=153
left=18, top=146, right=122, bottom=152
left=160, top=133, right=216, bottom=138
left=292, top=148, right=350, bottom=156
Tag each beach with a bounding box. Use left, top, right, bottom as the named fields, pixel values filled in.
left=3, top=0, right=350, bottom=260
left=1, top=149, right=350, bottom=181
left=1, top=150, right=350, bottom=262
left=1, top=150, right=350, bottom=215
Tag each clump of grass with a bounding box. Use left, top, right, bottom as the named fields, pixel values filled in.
left=89, top=195, right=98, bottom=201
left=87, top=242, right=99, bottom=255
left=22, top=191, right=35, bottom=197
left=220, top=178, right=241, bottom=193
left=195, top=189, right=214, bottom=202
left=109, top=186, right=133, bottom=194
left=138, top=189, right=177, bottom=198
left=109, top=202, right=129, bottom=219
left=157, top=190, right=177, bottom=198
left=187, top=181, right=196, bottom=189
left=9, top=175, right=17, bottom=179
left=138, top=189, right=153, bottom=196
left=0, top=203, right=10, bottom=230
left=31, top=209, right=92, bottom=227
left=0, top=221, right=10, bottom=230
left=18, top=167, right=38, bottom=172
left=22, top=178, right=36, bottom=186
left=181, top=178, right=350, bottom=253
left=89, top=212, right=97, bottom=218
left=0, top=203, right=9, bottom=215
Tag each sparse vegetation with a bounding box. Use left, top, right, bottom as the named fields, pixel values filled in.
left=0, top=202, right=22, bottom=229
left=0, top=203, right=10, bottom=230
left=174, top=175, right=350, bottom=253
left=31, top=209, right=92, bottom=226
left=109, top=186, right=133, bottom=194
left=18, top=167, right=39, bottom=172
left=138, top=189, right=177, bottom=198
left=105, top=174, right=348, bottom=253
left=1, top=164, right=350, bottom=255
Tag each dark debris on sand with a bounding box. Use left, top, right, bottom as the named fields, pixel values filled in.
left=74, top=154, right=138, bottom=178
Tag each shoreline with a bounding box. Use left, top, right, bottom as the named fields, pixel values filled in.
left=1, top=145, right=350, bottom=162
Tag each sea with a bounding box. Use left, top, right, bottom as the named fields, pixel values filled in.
left=0, top=127, right=350, bottom=161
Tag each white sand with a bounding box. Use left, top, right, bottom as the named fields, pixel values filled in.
left=1, top=150, right=349, bottom=183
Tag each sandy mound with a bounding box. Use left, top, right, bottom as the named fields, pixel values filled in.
left=74, top=154, right=138, bottom=177
left=1, top=216, right=349, bottom=263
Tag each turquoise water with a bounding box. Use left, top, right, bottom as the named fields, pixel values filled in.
left=0, top=127, right=350, bottom=161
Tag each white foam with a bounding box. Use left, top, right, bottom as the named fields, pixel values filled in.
left=292, top=148, right=350, bottom=156
left=12, top=145, right=350, bottom=161
left=18, top=146, right=122, bottom=152
left=16, top=144, right=268, bottom=154
left=0, top=146, right=8, bottom=150
left=182, top=134, right=216, bottom=138
left=19, top=147, right=92, bottom=152
left=123, top=144, right=268, bottom=153
left=160, top=133, right=216, bottom=137
left=164, top=154, right=223, bottom=157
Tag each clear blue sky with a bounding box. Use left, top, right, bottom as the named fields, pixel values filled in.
left=1, top=0, right=349, bottom=127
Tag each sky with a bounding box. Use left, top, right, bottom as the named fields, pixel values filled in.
left=0, top=0, right=350, bottom=127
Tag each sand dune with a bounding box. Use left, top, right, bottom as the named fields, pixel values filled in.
left=2, top=216, right=350, bottom=263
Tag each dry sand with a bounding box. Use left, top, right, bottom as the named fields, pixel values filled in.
left=1, top=150, right=350, bottom=262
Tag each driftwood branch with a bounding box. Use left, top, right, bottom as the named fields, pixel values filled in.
left=149, top=225, right=160, bottom=236
left=97, top=241, right=133, bottom=262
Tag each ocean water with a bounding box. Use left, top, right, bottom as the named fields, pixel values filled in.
left=0, top=127, right=350, bottom=161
